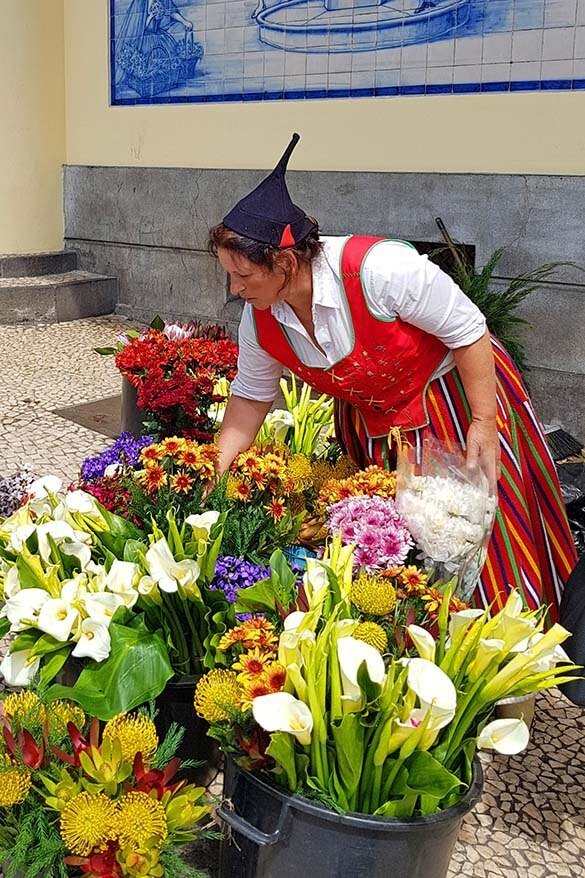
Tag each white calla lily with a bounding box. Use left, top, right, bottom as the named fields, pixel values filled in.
left=448, top=608, right=485, bottom=639
left=503, top=590, right=524, bottom=618
left=467, top=638, right=506, bottom=681
left=525, top=632, right=572, bottom=672
left=338, top=637, right=386, bottom=711
left=303, top=559, right=329, bottom=607
left=284, top=611, right=308, bottom=632
left=253, top=692, right=314, bottom=746
left=1, top=588, right=49, bottom=631
left=37, top=598, right=79, bottom=642
left=0, top=649, right=41, bottom=687
left=63, top=490, right=101, bottom=514
left=104, top=560, right=140, bottom=608
left=29, top=475, right=62, bottom=499
left=72, top=618, right=111, bottom=662
left=407, top=658, right=457, bottom=726
left=264, top=409, right=294, bottom=444
left=477, top=718, right=530, bottom=755
left=36, top=521, right=91, bottom=565
left=8, top=523, right=36, bottom=553
left=82, top=592, right=124, bottom=626
left=3, top=565, right=22, bottom=598
left=146, top=537, right=200, bottom=594
left=104, top=464, right=122, bottom=478
left=185, top=511, right=220, bottom=540
left=407, top=625, right=436, bottom=662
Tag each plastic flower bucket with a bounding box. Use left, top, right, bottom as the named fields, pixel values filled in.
left=154, top=675, right=220, bottom=786
left=282, top=545, right=317, bottom=570
left=218, top=757, right=483, bottom=878
left=121, top=376, right=146, bottom=437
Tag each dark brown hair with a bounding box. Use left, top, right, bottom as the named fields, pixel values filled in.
left=208, top=222, right=323, bottom=284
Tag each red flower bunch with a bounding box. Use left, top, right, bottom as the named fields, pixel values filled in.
left=115, top=329, right=238, bottom=441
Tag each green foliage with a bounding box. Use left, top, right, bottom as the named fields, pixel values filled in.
left=449, top=247, right=568, bottom=372
left=0, top=804, right=67, bottom=878
left=153, top=721, right=186, bottom=770
left=159, top=844, right=211, bottom=878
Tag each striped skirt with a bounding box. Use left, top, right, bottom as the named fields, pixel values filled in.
left=335, top=337, right=578, bottom=623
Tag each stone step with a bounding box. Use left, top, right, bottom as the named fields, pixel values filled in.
left=0, top=250, right=78, bottom=278
left=0, top=270, right=117, bottom=324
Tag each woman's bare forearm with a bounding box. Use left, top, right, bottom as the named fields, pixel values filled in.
left=452, top=329, right=497, bottom=423
left=216, top=395, right=272, bottom=475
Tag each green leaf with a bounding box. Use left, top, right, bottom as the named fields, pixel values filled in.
left=150, top=315, right=165, bottom=331
left=0, top=618, right=9, bottom=639
left=29, top=633, right=66, bottom=658
left=403, top=750, right=462, bottom=799
left=11, top=630, right=41, bottom=652
left=45, top=617, right=173, bottom=720
left=266, top=732, right=297, bottom=791
left=356, top=660, right=382, bottom=706
left=375, top=793, right=418, bottom=818
left=39, top=647, right=71, bottom=687
left=94, top=347, right=117, bottom=356
left=123, top=539, right=147, bottom=565
left=235, top=577, right=278, bottom=614
left=331, top=714, right=365, bottom=802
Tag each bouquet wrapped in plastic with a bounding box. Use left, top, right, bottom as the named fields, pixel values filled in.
left=395, top=438, right=497, bottom=601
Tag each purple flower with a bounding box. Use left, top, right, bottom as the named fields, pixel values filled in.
left=210, top=556, right=271, bottom=604
left=0, top=468, right=34, bottom=518
left=80, top=433, right=154, bottom=482
left=327, top=494, right=413, bottom=572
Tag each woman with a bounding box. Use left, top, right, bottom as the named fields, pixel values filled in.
left=210, top=134, right=577, bottom=622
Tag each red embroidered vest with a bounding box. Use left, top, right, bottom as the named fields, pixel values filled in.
left=254, top=236, right=449, bottom=436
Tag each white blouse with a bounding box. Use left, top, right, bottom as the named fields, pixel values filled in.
left=231, top=236, right=486, bottom=403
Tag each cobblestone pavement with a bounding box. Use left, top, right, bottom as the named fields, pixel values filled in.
left=0, top=318, right=584, bottom=878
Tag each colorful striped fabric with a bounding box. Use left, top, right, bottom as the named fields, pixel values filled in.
left=335, top=337, right=578, bottom=624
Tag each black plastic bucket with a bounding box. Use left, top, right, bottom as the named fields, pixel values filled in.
left=154, top=676, right=220, bottom=787
left=218, top=757, right=483, bottom=878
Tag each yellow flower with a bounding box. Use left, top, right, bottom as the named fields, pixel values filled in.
left=194, top=670, right=241, bottom=723
left=103, top=713, right=159, bottom=765
left=0, top=758, right=32, bottom=806
left=350, top=574, right=397, bottom=616
left=170, top=470, right=194, bottom=494
left=2, top=690, right=44, bottom=723
left=117, top=791, right=168, bottom=848
left=399, top=565, right=428, bottom=592
left=59, top=792, right=118, bottom=855
left=310, top=460, right=337, bottom=494
left=226, top=476, right=251, bottom=502
left=159, top=437, right=186, bottom=458
left=353, top=621, right=388, bottom=654
left=233, top=648, right=272, bottom=679
left=140, top=444, right=164, bottom=465
left=284, top=454, right=313, bottom=490
left=50, top=701, right=86, bottom=736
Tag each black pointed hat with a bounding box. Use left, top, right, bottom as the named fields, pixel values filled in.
left=223, top=133, right=317, bottom=248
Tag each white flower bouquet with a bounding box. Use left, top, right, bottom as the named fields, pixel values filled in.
left=396, top=439, right=497, bottom=601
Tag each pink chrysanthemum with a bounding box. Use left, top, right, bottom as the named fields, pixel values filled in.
left=327, top=494, right=413, bottom=572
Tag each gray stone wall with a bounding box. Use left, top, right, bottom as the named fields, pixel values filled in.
left=64, top=166, right=585, bottom=437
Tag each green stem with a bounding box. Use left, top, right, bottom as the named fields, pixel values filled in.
left=162, top=598, right=190, bottom=674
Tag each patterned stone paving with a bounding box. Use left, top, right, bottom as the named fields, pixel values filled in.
left=0, top=317, right=584, bottom=877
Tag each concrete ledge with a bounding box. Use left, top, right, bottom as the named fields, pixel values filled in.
left=0, top=251, right=77, bottom=278
left=0, top=273, right=117, bottom=324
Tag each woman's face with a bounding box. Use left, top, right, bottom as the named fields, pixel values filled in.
left=217, top=247, right=288, bottom=311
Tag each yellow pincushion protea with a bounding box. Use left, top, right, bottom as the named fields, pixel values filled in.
left=353, top=622, right=388, bottom=654
left=49, top=701, right=86, bottom=736
left=0, top=758, right=32, bottom=806
left=103, top=712, right=158, bottom=765
left=59, top=792, right=118, bottom=855
left=2, top=690, right=44, bottom=723
left=350, top=574, right=397, bottom=616
left=284, top=454, right=313, bottom=490
left=194, top=669, right=241, bottom=723
left=117, top=791, right=168, bottom=848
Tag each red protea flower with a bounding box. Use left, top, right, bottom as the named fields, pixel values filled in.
left=132, top=753, right=184, bottom=799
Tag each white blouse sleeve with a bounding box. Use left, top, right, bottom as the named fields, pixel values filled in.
left=361, top=241, right=487, bottom=349
left=230, top=304, right=284, bottom=403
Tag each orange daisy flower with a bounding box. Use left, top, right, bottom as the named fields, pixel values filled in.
left=233, top=481, right=252, bottom=502
left=266, top=498, right=286, bottom=522
left=160, top=437, right=186, bottom=458
left=144, top=464, right=167, bottom=492
left=218, top=626, right=249, bottom=652
left=264, top=663, right=287, bottom=693
left=140, top=444, right=163, bottom=464
left=171, top=471, right=194, bottom=494
left=178, top=446, right=202, bottom=468
left=242, top=617, right=274, bottom=632
left=239, top=678, right=271, bottom=710
left=400, top=566, right=428, bottom=590
left=233, top=648, right=272, bottom=678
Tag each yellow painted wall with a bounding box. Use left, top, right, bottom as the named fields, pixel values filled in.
left=0, top=0, right=65, bottom=255
left=64, top=0, right=585, bottom=175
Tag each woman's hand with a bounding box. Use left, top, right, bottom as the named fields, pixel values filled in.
left=466, top=417, right=501, bottom=492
